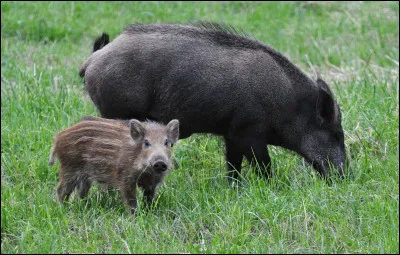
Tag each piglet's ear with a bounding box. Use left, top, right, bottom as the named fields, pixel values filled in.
left=316, top=78, right=336, bottom=125
left=166, top=119, right=180, bottom=144
left=129, top=119, right=145, bottom=141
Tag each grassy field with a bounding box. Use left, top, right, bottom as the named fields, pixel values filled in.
left=1, top=1, right=398, bottom=253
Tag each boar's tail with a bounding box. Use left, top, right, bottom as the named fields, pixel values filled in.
left=93, top=32, right=110, bottom=52
left=48, top=146, right=56, bottom=166
left=79, top=33, right=110, bottom=78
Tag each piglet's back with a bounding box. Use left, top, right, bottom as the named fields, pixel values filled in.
left=53, top=120, right=135, bottom=168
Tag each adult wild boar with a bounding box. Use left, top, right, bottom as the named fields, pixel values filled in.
left=79, top=22, right=346, bottom=180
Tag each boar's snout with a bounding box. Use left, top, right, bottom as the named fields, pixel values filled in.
left=333, top=154, right=346, bottom=179
left=152, top=160, right=168, bottom=172
left=327, top=149, right=346, bottom=179
left=312, top=154, right=346, bottom=180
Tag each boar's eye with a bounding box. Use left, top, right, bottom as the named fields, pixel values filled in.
left=164, top=139, right=170, bottom=147
left=143, top=139, right=151, bottom=148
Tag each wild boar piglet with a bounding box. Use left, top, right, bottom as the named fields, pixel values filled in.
left=49, top=116, right=179, bottom=214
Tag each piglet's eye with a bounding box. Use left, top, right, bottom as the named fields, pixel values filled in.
left=164, top=139, right=170, bottom=147
left=144, top=140, right=151, bottom=148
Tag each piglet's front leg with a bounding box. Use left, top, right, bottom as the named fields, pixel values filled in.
left=143, top=187, right=156, bottom=209
left=120, top=185, right=138, bottom=215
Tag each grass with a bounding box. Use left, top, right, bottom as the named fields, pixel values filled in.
left=1, top=1, right=399, bottom=253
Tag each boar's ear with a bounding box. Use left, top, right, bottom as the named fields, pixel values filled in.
left=166, top=119, right=180, bottom=144
left=316, top=78, right=336, bottom=125
left=129, top=119, right=145, bottom=141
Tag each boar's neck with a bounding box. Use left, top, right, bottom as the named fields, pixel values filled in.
left=257, top=46, right=319, bottom=151
left=261, top=46, right=314, bottom=89
left=273, top=88, right=319, bottom=153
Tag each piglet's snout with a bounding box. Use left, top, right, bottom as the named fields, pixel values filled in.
left=149, top=153, right=170, bottom=172
left=152, top=160, right=168, bottom=172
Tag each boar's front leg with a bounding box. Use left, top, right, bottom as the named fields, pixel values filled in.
left=243, top=143, right=272, bottom=179
left=224, top=137, right=244, bottom=182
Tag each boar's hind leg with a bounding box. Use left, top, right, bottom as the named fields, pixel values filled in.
left=243, top=143, right=271, bottom=179
left=224, top=138, right=244, bottom=182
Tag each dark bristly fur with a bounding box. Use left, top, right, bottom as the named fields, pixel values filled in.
left=49, top=116, right=179, bottom=214
left=187, top=21, right=255, bottom=39
left=79, top=22, right=346, bottom=181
